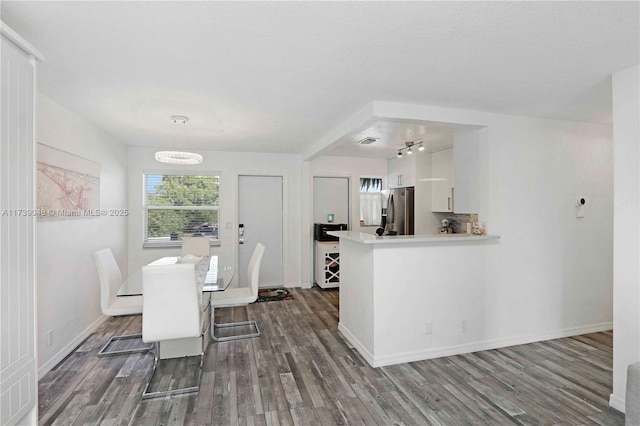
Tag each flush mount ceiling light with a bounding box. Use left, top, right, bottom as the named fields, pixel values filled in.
left=155, top=115, right=203, bottom=165
left=396, top=141, right=423, bottom=158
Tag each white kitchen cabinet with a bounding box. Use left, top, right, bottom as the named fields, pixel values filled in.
left=452, top=130, right=479, bottom=214
left=388, top=155, right=415, bottom=188
left=431, top=147, right=454, bottom=212
left=314, top=241, right=340, bottom=289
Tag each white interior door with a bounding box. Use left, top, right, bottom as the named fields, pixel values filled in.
left=238, top=175, right=283, bottom=288
left=313, top=177, right=350, bottom=225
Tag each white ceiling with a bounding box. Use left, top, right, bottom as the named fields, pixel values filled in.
left=325, top=119, right=467, bottom=159
left=2, top=1, right=638, bottom=157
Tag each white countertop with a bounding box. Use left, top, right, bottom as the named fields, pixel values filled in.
left=327, top=230, right=500, bottom=245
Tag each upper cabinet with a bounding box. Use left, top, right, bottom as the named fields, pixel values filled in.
left=431, top=147, right=454, bottom=212
left=387, top=127, right=479, bottom=216
left=452, top=130, right=479, bottom=214
left=430, top=130, right=479, bottom=214
left=388, top=155, right=416, bottom=188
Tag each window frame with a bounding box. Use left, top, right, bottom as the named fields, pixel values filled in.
left=359, top=177, right=383, bottom=226
left=142, top=170, right=221, bottom=248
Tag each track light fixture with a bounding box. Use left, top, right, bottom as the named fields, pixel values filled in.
left=396, top=141, right=424, bottom=158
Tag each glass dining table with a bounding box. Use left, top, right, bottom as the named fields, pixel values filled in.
left=117, top=256, right=234, bottom=296
left=117, top=256, right=234, bottom=341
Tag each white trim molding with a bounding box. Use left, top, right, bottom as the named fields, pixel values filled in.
left=0, top=21, right=45, bottom=61
left=38, top=315, right=108, bottom=379
left=609, top=393, right=626, bottom=413
left=339, top=322, right=613, bottom=368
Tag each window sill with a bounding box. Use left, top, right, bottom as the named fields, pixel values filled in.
left=143, top=239, right=221, bottom=249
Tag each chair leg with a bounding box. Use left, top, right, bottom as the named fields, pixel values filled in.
left=142, top=342, right=203, bottom=400
left=98, top=333, right=153, bottom=357
left=212, top=320, right=261, bottom=342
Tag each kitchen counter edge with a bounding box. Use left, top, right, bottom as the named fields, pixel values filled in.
left=327, top=231, right=500, bottom=245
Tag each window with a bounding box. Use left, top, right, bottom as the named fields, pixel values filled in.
left=360, top=177, right=382, bottom=193
left=143, top=173, right=220, bottom=247
left=359, top=177, right=383, bottom=226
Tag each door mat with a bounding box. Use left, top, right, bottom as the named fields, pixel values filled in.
left=256, top=288, right=294, bottom=302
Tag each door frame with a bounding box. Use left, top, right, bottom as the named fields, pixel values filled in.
left=236, top=172, right=287, bottom=287
left=311, top=175, right=351, bottom=287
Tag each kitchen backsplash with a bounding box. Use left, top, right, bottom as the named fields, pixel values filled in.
left=434, top=213, right=479, bottom=233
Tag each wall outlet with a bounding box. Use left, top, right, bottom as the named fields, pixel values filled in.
left=47, top=329, right=54, bottom=346
left=461, top=319, right=468, bottom=333
left=425, top=322, right=433, bottom=335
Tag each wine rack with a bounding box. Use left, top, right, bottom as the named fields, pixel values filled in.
left=314, top=241, right=340, bottom=289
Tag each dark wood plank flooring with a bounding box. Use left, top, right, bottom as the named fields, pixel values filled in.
left=39, top=287, right=624, bottom=425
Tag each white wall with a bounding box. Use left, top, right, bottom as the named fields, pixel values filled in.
left=303, top=156, right=388, bottom=287
left=310, top=101, right=614, bottom=363
left=127, top=147, right=302, bottom=288
left=375, top=105, right=614, bottom=340
left=611, top=65, right=640, bottom=413
left=36, top=94, right=128, bottom=377
left=481, top=114, right=613, bottom=342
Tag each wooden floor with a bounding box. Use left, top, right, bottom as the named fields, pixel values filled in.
left=39, top=287, right=624, bottom=426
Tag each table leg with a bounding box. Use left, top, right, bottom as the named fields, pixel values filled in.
left=210, top=305, right=215, bottom=340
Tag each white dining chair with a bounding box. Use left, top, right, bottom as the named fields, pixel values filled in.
left=181, top=236, right=211, bottom=257
left=92, top=248, right=152, bottom=357
left=141, top=263, right=203, bottom=399
left=210, top=242, right=265, bottom=342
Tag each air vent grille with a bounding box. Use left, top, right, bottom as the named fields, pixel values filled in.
left=358, top=137, right=378, bottom=145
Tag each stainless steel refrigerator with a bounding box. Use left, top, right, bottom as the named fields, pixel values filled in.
left=385, top=187, right=414, bottom=235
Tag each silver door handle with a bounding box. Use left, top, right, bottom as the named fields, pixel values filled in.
left=450, top=188, right=454, bottom=211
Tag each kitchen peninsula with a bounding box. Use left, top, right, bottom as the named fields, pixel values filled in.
left=328, top=230, right=500, bottom=368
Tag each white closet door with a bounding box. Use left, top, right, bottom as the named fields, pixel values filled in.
left=0, top=36, right=37, bottom=425
left=313, top=177, right=349, bottom=225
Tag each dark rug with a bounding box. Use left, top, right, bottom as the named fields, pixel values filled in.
left=257, top=288, right=294, bottom=302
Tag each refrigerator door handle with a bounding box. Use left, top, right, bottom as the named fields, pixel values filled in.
left=388, top=194, right=395, bottom=226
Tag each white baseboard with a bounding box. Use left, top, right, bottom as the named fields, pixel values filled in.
left=337, top=322, right=375, bottom=366
left=38, top=315, right=108, bottom=380
left=340, top=321, right=613, bottom=368
left=609, top=393, right=626, bottom=413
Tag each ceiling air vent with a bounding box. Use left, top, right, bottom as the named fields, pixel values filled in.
left=358, top=137, right=378, bottom=145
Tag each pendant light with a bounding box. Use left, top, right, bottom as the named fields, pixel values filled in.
left=155, top=115, right=203, bottom=165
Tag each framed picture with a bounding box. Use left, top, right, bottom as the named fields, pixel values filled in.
left=36, top=143, right=100, bottom=219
